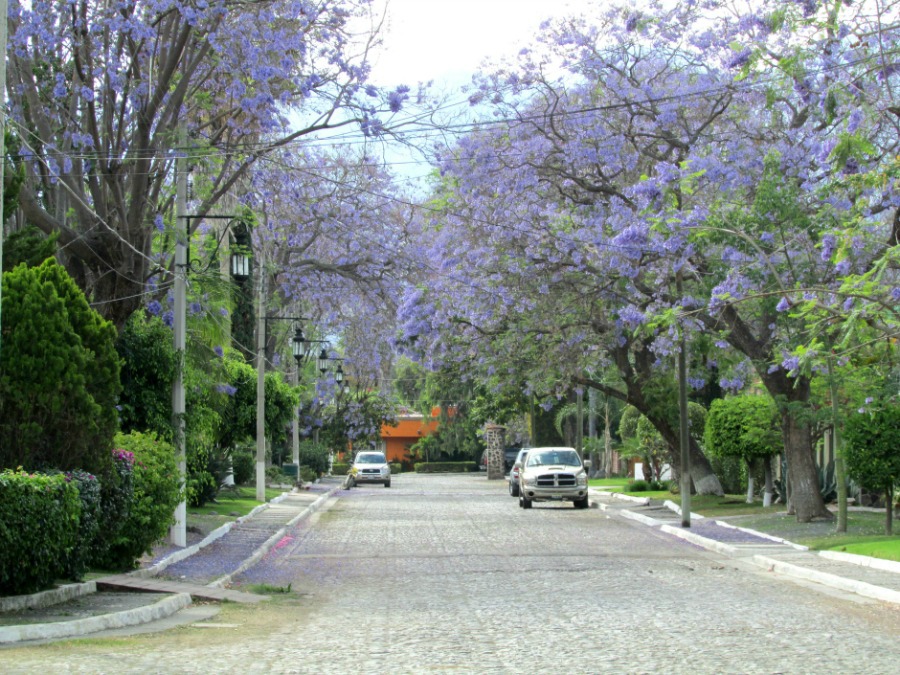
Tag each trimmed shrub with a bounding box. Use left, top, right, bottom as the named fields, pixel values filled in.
left=414, top=462, right=479, bottom=473
left=93, top=450, right=135, bottom=567
left=62, top=469, right=102, bottom=581
left=298, top=440, right=330, bottom=476
left=626, top=479, right=649, bottom=492
left=332, top=462, right=350, bottom=476
left=0, top=469, right=80, bottom=595
left=0, top=260, right=120, bottom=474
left=232, top=451, right=254, bottom=485
left=299, top=466, right=318, bottom=483
left=97, top=432, right=182, bottom=570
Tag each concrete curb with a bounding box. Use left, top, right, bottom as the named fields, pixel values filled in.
left=754, top=555, right=900, bottom=606
left=662, top=499, right=706, bottom=520
left=590, top=489, right=650, bottom=506
left=208, top=483, right=343, bottom=589
left=0, top=582, right=96, bottom=613
left=660, top=524, right=738, bottom=556
left=0, top=593, right=192, bottom=644
left=713, top=519, right=808, bottom=550
left=819, top=550, right=900, bottom=573
left=618, top=509, right=666, bottom=527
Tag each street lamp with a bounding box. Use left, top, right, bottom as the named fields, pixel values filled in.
left=317, top=347, right=330, bottom=374
left=171, top=213, right=250, bottom=546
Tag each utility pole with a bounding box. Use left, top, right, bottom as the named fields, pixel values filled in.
left=677, top=270, right=691, bottom=528
left=0, top=0, right=9, bottom=364
left=292, top=364, right=300, bottom=466
left=255, top=251, right=267, bottom=501
left=170, top=134, right=188, bottom=546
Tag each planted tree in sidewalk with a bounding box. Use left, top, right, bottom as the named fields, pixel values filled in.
left=705, top=396, right=781, bottom=506
left=844, top=404, right=900, bottom=535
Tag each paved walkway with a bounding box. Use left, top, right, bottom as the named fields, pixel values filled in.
left=590, top=489, right=900, bottom=606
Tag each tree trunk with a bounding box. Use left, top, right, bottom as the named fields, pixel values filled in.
left=746, top=459, right=755, bottom=504
left=779, top=399, right=832, bottom=521
left=763, top=455, right=774, bottom=507
left=886, top=487, right=894, bottom=536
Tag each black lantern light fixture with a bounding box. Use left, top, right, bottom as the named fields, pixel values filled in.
left=230, top=221, right=252, bottom=281
left=178, top=215, right=251, bottom=280
left=291, top=325, right=305, bottom=365
left=317, top=347, right=329, bottom=374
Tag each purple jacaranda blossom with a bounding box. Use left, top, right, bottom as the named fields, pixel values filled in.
left=776, top=297, right=791, bottom=312
left=215, top=384, right=237, bottom=396
left=820, top=233, right=836, bottom=261
left=154, top=213, right=165, bottom=232
left=388, top=85, right=410, bottom=113
left=147, top=300, right=162, bottom=316
left=728, top=49, right=751, bottom=69
left=163, top=310, right=174, bottom=327
left=214, top=346, right=224, bottom=357
left=835, top=259, right=851, bottom=275
left=189, top=301, right=202, bottom=315
left=782, top=356, right=800, bottom=373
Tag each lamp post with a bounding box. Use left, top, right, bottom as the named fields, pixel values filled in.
left=171, top=210, right=250, bottom=546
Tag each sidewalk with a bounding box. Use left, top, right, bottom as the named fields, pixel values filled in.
left=590, top=488, right=900, bottom=607
left=0, top=478, right=345, bottom=645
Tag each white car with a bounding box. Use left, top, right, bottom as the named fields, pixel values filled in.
left=351, top=451, right=391, bottom=488
left=518, top=447, right=589, bottom=509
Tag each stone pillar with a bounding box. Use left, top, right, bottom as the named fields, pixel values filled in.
left=484, top=424, right=506, bottom=480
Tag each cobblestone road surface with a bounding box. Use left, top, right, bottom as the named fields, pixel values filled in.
left=4, top=474, right=900, bottom=674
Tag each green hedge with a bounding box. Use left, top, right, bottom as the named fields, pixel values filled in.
left=332, top=462, right=350, bottom=476
left=96, top=432, right=182, bottom=571
left=414, top=462, right=479, bottom=473
left=0, top=469, right=80, bottom=595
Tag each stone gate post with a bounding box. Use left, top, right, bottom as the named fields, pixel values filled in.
left=484, top=423, right=506, bottom=480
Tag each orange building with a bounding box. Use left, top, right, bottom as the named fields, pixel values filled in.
left=377, top=407, right=441, bottom=464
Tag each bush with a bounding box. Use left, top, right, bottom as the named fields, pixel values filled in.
left=627, top=479, right=649, bottom=492
left=93, top=450, right=135, bottom=567
left=266, top=466, right=290, bottom=484
left=97, top=432, right=182, bottom=571
left=0, top=469, right=80, bottom=595
left=298, top=440, right=330, bottom=475
left=414, top=462, right=478, bottom=473
left=299, top=466, right=318, bottom=483
left=232, top=451, right=254, bottom=485
left=0, top=260, right=120, bottom=474
left=332, top=462, right=350, bottom=475
left=62, top=469, right=102, bottom=581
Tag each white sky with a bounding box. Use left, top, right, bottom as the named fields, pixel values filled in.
left=366, top=0, right=598, bottom=87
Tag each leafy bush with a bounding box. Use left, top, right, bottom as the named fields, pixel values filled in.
left=390, top=463, right=402, bottom=474
left=332, top=462, right=350, bottom=475
left=298, top=440, right=330, bottom=476
left=0, top=469, right=80, bottom=595
left=299, top=466, right=318, bottom=483
left=844, top=404, right=900, bottom=534
left=414, top=462, right=479, bottom=473
left=0, top=260, right=120, bottom=474
left=627, top=479, right=649, bottom=492
left=62, top=469, right=102, bottom=581
left=232, top=451, right=254, bottom=485
left=116, top=312, right=177, bottom=440
left=266, top=466, right=291, bottom=484
left=93, top=450, right=135, bottom=566
left=96, top=432, right=182, bottom=570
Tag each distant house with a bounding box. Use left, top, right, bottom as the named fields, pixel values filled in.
left=375, top=407, right=441, bottom=464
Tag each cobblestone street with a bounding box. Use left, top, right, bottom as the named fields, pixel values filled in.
left=5, top=473, right=900, bottom=674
